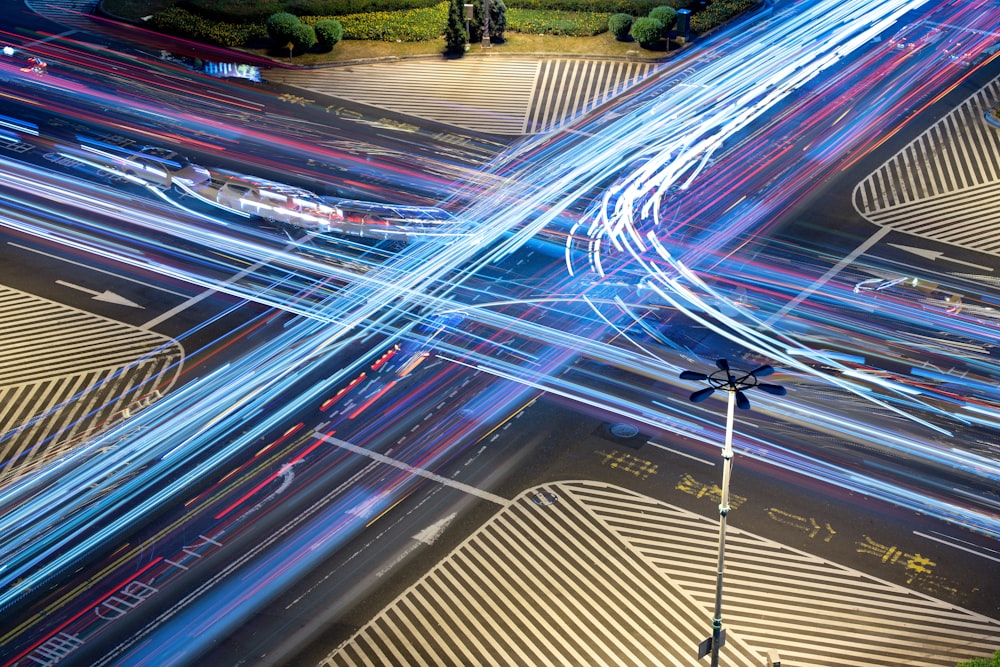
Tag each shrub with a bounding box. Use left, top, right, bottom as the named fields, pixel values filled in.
left=688, top=0, right=755, bottom=33
left=151, top=7, right=268, bottom=46
left=327, top=4, right=448, bottom=41
left=314, top=18, right=344, bottom=49
left=608, top=13, right=632, bottom=40
left=506, top=0, right=676, bottom=13
left=648, top=5, right=675, bottom=31
left=507, top=9, right=610, bottom=36
left=630, top=15, right=662, bottom=48
left=488, top=0, right=508, bottom=42
left=289, top=21, right=317, bottom=50
left=266, top=11, right=300, bottom=44
left=182, top=0, right=283, bottom=22
left=955, top=651, right=1000, bottom=667
left=444, top=0, right=467, bottom=54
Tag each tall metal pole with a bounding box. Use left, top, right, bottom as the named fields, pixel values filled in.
left=680, top=360, right=786, bottom=666
left=481, top=0, right=490, bottom=48
left=711, top=388, right=736, bottom=667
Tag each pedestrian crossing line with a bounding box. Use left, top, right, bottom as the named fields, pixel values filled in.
left=267, top=58, right=657, bottom=136
left=0, top=285, right=181, bottom=486
left=862, top=180, right=1000, bottom=254
left=572, top=480, right=999, bottom=666
left=524, top=60, right=657, bottom=134
left=321, top=482, right=763, bottom=667
left=25, top=0, right=95, bottom=29
left=853, top=74, right=1000, bottom=256
left=267, top=60, right=539, bottom=135
left=322, top=480, right=1000, bottom=667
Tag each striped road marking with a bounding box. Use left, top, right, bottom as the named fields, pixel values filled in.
left=322, top=480, right=1000, bottom=666
left=0, top=285, right=182, bottom=485
left=266, top=58, right=658, bottom=136
left=853, top=73, right=1000, bottom=255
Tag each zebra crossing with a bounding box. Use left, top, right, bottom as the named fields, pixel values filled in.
left=0, top=285, right=182, bottom=486
left=321, top=480, right=1000, bottom=667
left=265, top=58, right=658, bottom=136
left=24, top=0, right=96, bottom=30
left=853, top=74, right=1000, bottom=256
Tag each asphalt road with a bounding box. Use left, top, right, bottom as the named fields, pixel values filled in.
left=2, top=2, right=999, bottom=666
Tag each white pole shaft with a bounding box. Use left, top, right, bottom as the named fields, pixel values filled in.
left=710, top=389, right=736, bottom=667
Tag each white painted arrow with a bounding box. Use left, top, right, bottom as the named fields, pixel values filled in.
left=56, top=280, right=144, bottom=308
left=889, top=244, right=994, bottom=272
left=413, top=512, right=456, bottom=546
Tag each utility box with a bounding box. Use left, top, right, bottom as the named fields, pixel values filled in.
left=763, top=649, right=781, bottom=667
left=676, top=8, right=691, bottom=36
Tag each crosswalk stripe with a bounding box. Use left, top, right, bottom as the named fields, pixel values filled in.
left=0, top=285, right=181, bottom=485
left=268, top=57, right=657, bottom=135
left=853, top=73, right=1000, bottom=256
left=24, top=0, right=93, bottom=29
left=575, top=481, right=999, bottom=665
left=321, top=480, right=999, bottom=666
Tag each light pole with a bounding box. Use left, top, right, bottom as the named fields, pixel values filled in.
left=481, top=0, right=491, bottom=48
left=463, top=3, right=473, bottom=50
left=680, top=359, right=786, bottom=666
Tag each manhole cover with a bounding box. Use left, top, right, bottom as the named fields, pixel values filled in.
left=609, top=423, right=639, bottom=438
left=531, top=490, right=559, bottom=506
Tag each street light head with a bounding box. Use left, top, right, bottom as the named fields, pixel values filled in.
left=681, top=360, right=788, bottom=407
left=757, top=383, right=787, bottom=396
left=690, top=387, right=716, bottom=403
left=735, top=390, right=751, bottom=409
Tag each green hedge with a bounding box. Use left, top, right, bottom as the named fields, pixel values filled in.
left=152, top=0, right=745, bottom=46
left=689, top=0, right=755, bottom=32
left=608, top=12, right=632, bottom=40
left=314, top=18, right=345, bottom=49
left=507, top=9, right=611, bottom=36
left=304, top=5, right=448, bottom=41
left=506, top=0, right=686, bottom=14
left=182, top=0, right=439, bottom=21
left=151, top=6, right=268, bottom=46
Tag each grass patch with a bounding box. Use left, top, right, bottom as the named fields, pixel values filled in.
left=256, top=31, right=655, bottom=64
left=102, top=0, right=665, bottom=63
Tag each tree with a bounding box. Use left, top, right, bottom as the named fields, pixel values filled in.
left=470, top=0, right=506, bottom=44
left=266, top=12, right=300, bottom=45
left=649, top=5, right=677, bottom=33
left=630, top=17, right=663, bottom=49
left=956, top=651, right=1000, bottom=667
left=314, top=19, right=343, bottom=51
left=289, top=22, right=317, bottom=52
left=608, top=13, right=633, bottom=41
left=488, top=0, right=507, bottom=43
left=444, top=0, right=467, bottom=56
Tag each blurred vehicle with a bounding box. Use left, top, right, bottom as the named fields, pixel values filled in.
left=56, top=137, right=211, bottom=189
left=205, top=171, right=459, bottom=241
left=1, top=45, right=47, bottom=75
left=209, top=172, right=341, bottom=233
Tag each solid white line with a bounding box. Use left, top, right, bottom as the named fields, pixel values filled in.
left=22, top=29, right=76, bottom=49
left=764, top=226, right=891, bottom=325
left=139, top=236, right=307, bottom=330
left=645, top=440, right=715, bottom=465
left=10, top=242, right=189, bottom=297
left=913, top=531, right=1000, bottom=563
left=314, top=431, right=508, bottom=506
